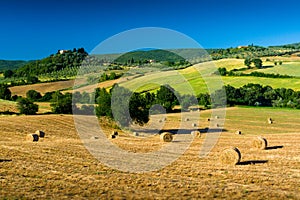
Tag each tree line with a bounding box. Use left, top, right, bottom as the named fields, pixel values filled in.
left=217, top=67, right=293, bottom=78
left=208, top=44, right=300, bottom=60
left=209, top=84, right=300, bottom=108
left=2, top=82, right=300, bottom=124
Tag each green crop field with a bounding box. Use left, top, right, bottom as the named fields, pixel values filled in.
left=121, top=59, right=300, bottom=95
left=252, top=62, right=300, bottom=77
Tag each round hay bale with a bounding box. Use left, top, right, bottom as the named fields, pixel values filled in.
left=216, top=124, right=219, bottom=127
left=207, top=118, right=210, bottom=121
left=160, top=132, right=173, bottom=142
left=90, top=136, right=99, bottom=140
left=253, top=136, right=267, bottom=150
left=159, top=119, right=163, bottom=123
left=192, top=123, right=197, bottom=127
left=133, top=132, right=139, bottom=136
left=235, top=130, right=242, bottom=135
left=185, top=118, right=190, bottom=121
left=215, top=116, right=219, bottom=119
left=26, top=134, right=39, bottom=142
left=35, top=130, right=45, bottom=138
left=220, top=147, right=241, bottom=165
left=112, top=131, right=118, bottom=136
left=110, top=134, right=117, bottom=139
left=268, top=118, right=273, bottom=124
left=191, top=131, right=201, bottom=138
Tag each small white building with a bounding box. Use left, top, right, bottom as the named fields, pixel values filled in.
left=59, top=50, right=68, bottom=54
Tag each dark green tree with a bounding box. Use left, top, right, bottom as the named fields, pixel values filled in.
left=218, top=67, right=227, bottom=76
left=244, top=58, right=252, bottom=68
left=197, top=93, right=211, bottom=108
left=109, top=72, right=117, bottom=80
left=144, top=92, right=156, bottom=109
left=80, top=92, right=90, bottom=104
left=99, top=73, right=108, bottom=82
left=3, top=70, right=14, bottom=78
left=110, top=85, right=150, bottom=127
left=129, top=92, right=149, bottom=125
left=180, top=94, right=198, bottom=111
left=27, top=76, right=39, bottom=84
left=253, top=58, right=263, bottom=68
left=72, top=91, right=82, bottom=103
left=26, top=90, right=42, bottom=101
left=50, top=92, right=73, bottom=114
left=240, top=84, right=265, bottom=105
left=110, top=85, right=131, bottom=126
left=95, top=88, right=112, bottom=117
left=17, top=97, right=39, bottom=115
left=156, top=85, right=178, bottom=112
left=40, top=91, right=56, bottom=102
left=0, top=85, right=11, bottom=100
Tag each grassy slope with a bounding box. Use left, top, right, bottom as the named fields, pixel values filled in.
left=121, top=59, right=300, bottom=95
left=253, top=62, right=300, bottom=77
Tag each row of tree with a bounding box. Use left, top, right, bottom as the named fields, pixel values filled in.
left=217, top=67, right=293, bottom=78
left=94, top=84, right=186, bottom=126
left=210, top=84, right=300, bottom=108
left=2, top=82, right=300, bottom=125
left=208, top=45, right=300, bottom=60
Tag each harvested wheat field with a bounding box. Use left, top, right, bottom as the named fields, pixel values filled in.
left=0, top=100, right=18, bottom=113
left=0, top=107, right=300, bottom=199
left=9, top=78, right=86, bottom=97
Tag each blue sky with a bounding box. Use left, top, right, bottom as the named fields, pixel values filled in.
left=1, top=0, right=300, bottom=60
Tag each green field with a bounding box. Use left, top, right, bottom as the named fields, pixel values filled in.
left=253, top=62, right=300, bottom=77
left=121, top=59, right=300, bottom=95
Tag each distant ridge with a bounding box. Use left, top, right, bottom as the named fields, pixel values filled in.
left=0, top=60, right=28, bottom=72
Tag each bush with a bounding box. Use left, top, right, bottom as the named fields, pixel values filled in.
left=11, top=95, right=20, bottom=101
left=218, top=67, right=227, bottom=76
left=50, top=92, right=73, bottom=114
left=252, top=58, right=263, bottom=68
left=95, top=88, right=112, bottom=117
left=26, top=90, right=42, bottom=101
left=26, top=76, right=39, bottom=84
left=17, top=97, right=39, bottom=115
left=156, top=85, right=178, bottom=112
left=0, top=84, right=11, bottom=100
left=40, top=91, right=56, bottom=102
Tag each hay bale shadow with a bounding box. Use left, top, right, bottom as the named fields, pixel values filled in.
left=0, top=159, right=12, bottom=162
left=159, top=128, right=228, bottom=135
left=237, top=160, right=268, bottom=165
left=199, top=127, right=228, bottom=133
left=266, top=145, right=284, bottom=150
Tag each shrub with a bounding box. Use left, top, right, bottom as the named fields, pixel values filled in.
left=26, top=90, right=42, bottom=101
left=17, top=97, right=39, bottom=115
left=0, top=85, right=11, bottom=100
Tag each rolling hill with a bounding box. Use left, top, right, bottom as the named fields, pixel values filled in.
left=0, top=60, right=28, bottom=72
